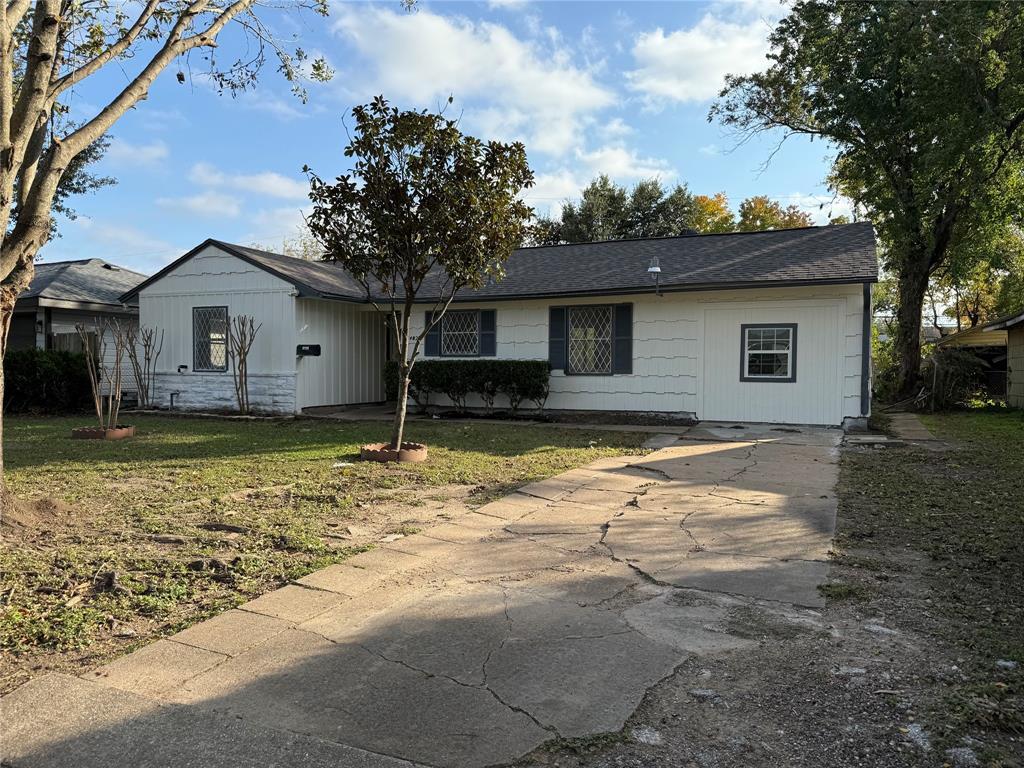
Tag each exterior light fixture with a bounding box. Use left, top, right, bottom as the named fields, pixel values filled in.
left=648, top=256, right=662, bottom=295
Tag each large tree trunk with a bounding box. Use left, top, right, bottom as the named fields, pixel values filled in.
left=893, top=255, right=931, bottom=400
left=0, top=261, right=36, bottom=511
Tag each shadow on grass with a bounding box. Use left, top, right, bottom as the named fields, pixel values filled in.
left=4, top=415, right=646, bottom=471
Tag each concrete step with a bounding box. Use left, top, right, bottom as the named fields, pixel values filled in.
left=2, top=673, right=419, bottom=768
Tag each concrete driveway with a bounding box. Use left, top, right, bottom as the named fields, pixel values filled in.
left=3, top=424, right=841, bottom=768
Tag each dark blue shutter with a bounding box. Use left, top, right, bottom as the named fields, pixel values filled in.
left=479, top=310, right=496, bottom=356
left=612, top=303, right=633, bottom=374
left=549, top=307, right=567, bottom=370
left=425, top=312, right=440, bottom=356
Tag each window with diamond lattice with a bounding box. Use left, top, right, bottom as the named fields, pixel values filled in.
left=441, top=310, right=480, bottom=356
left=194, top=307, right=228, bottom=372
left=568, top=306, right=613, bottom=374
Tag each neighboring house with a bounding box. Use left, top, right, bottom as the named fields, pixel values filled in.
left=935, top=318, right=1013, bottom=398
left=979, top=309, right=1024, bottom=408
left=11, top=258, right=149, bottom=392
left=119, top=222, right=879, bottom=426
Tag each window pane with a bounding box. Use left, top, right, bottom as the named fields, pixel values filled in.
left=746, top=327, right=791, bottom=352
left=747, top=352, right=790, bottom=377
left=568, top=306, right=612, bottom=374
left=194, top=308, right=228, bottom=371
left=441, top=310, right=480, bottom=356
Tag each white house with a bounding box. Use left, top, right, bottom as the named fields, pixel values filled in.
left=119, top=222, right=878, bottom=427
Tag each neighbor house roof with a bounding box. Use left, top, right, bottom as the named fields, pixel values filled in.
left=983, top=308, right=1024, bottom=331
left=120, top=222, right=878, bottom=304
left=19, top=258, right=148, bottom=311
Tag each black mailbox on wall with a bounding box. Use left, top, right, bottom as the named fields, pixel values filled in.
left=296, top=344, right=321, bottom=357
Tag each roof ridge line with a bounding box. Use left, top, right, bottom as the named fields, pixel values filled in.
left=515, top=221, right=869, bottom=251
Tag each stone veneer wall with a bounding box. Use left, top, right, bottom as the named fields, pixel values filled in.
left=151, top=372, right=297, bottom=415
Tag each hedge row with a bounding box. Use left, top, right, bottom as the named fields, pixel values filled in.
left=4, top=349, right=93, bottom=414
left=384, top=359, right=550, bottom=414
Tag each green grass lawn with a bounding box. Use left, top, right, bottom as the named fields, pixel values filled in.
left=837, top=406, right=1024, bottom=753
left=0, top=415, right=647, bottom=691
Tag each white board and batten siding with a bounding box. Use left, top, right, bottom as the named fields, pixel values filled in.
left=409, top=283, right=867, bottom=426
left=295, top=299, right=386, bottom=410
left=138, top=244, right=386, bottom=414
left=140, top=245, right=298, bottom=413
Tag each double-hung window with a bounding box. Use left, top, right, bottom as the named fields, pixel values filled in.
left=193, top=306, right=229, bottom=372
left=741, top=324, right=797, bottom=382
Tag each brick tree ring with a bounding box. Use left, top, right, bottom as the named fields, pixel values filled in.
left=359, top=442, right=429, bottom=463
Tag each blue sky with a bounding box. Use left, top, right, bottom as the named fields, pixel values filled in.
left=44, top=0, right=848, bottom=275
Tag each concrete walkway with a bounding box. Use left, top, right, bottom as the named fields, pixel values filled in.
left=887, top=411, right=952, bottom=450
left=3, top=424, right=842, bottom=768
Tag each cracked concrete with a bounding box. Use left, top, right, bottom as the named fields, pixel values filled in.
left=2, top=423, right=841, bottom=768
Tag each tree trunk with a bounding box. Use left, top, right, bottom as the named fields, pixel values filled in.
left=390, top=367, right=410, bottom=449
left=0, top=283, right=15, bottom=513
left=894, top=257, right=931, bottom=400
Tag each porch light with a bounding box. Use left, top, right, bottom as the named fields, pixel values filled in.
left=648, top=256, right=662, bottom=295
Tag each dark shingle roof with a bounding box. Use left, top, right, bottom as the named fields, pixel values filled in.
left=218, top=242, right=366, bottom=300
left=121, top=223, right=877, bottom=304
left=430, top=221, right=877, bottom=302
left=25, top=259, right=148, bottom=307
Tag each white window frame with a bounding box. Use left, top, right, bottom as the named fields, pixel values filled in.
left=740, top=324, right=797, bottom=383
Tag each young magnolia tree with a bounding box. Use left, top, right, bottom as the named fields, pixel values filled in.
left=305, top=96, right=534, bottom=450
left=711, top=0, right=1024, bottom=398
left=0, top=0, right=335, bottom=504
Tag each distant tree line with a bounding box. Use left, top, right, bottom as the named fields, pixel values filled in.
left=524, top=175, right=841, bottom=246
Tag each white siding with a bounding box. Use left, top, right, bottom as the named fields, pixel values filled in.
left=138, top=245, right=298, bottom=413
left=48, top=309, right=137, bottom=396
left=407, top=284, right=866, bottom=425
left=295, top=299, right=386, bottom=408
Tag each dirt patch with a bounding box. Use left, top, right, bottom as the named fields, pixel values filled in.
left=1, top=496, right=85, bottom=533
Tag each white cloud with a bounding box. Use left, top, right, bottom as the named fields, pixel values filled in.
left=626, top=12, right=775, bottom=105
left=599, top=118, right=633, bottom=140
left=787, top=192, right=856, bottom=224
left=331, top=6, right=614, bottom=155
left=699, top=144, right=720, bottom=156
left=188, top=162, right=308, bottom=201
left=523, top=145, right=676, bottom=218
left=105, top=138, right=169, bottom=167
left=156, top=191, right=241, bottom=218
left=524, top=169, right=584, bottom=217
left=60, top=217, right=185, bottom=273
left=576, top=145, right=674, bottom=181
left=245, top=205, right=313, bottom=247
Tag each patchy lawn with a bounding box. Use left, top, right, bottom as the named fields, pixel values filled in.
left=0, top=415, right=647, bottom=693
left=831, top=407, right=1024, bottom=761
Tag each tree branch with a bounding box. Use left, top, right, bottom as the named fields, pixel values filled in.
left=49, top=0, right=162, bottom=100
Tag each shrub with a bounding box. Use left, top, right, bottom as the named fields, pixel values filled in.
left=871, top=325, right=901, bottom=404
left=382, top=359, right=550, bottom=414
left=4, top=348, right=93, bottom=414
left=923, top=347, right=987, bottom=410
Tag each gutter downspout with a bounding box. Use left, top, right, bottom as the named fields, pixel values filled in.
left=861, top=282, right=872, bottom=417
